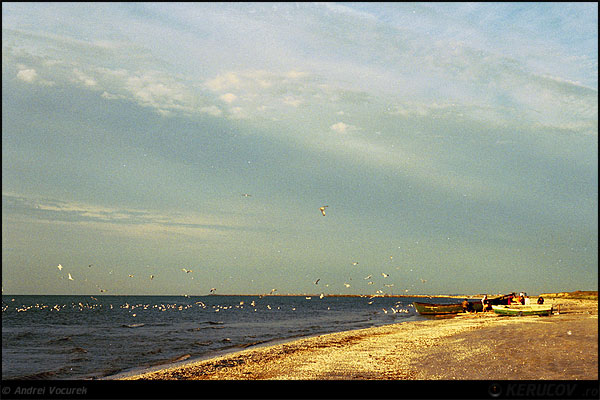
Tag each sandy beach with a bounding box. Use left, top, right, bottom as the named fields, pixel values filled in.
left=121, top=297, right=597, bottom=381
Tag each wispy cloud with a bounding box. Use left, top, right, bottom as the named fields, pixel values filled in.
left=2, top=193, right=244, bottom=239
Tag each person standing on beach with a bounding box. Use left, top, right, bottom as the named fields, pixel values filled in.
left=462, top=299, right=473, bottom=313
left=481, top=295, right=489, bottom=312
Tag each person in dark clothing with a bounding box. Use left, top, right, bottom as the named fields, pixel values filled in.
left=537, top=296, right=544, bottom=305
left=462, top=299, right=474, bottom=313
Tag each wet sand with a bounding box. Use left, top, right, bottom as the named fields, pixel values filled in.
left=121, top=299, right=597, bottom=380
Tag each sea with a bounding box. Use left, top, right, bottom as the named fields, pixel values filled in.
left=2, top=294, right=460, bottom=380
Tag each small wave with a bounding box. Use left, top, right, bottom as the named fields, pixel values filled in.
left=46, top=336, right=72, bottom=344
left=143, top=348, right=163, bottom=355
left=193, top=341, right=213, bottom=346
left=171, top=354, right=191, bottom=363
left=70, top=347, right=88, bottom=354
left=12, top=331, right=36, bottom=341
left=122, top=323, right=145, bottom=328
left=234, top=339, right=269, bottom=349
left=187, top=325, right=224, bottom=332
left=149, top=353, right=191, bottom=367
left=14, top=366, right=71, bottom=380
left=98, top=368, right=123, bottom=378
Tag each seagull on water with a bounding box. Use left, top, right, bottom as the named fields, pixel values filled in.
left=319, top=206, right=328, bottom=216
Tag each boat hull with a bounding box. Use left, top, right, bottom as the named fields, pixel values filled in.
left=492, top=304, right=553, bottom=316
left=413, top=301, right=483, bottom=315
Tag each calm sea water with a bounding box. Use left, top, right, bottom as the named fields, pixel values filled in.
left=2, top=294, right=459, bottom=380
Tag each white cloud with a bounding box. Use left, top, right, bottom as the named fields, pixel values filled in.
left=199, top=105, right=223, bottom=116
left=283, top=96, right=303, bottom=107
left=123, top=72, right=194, bottom=115
left=17, top=68, right=38, bottom=83
left=286, top=70, right=308, bottom=79
left=229, top=106, right=249, bottom=119
left=205, top=72, right=241, bottom=91
left=100, top=91, right=124, bottom=100
left=16, top=67, right=55, bottom=86
left=72, top=68, right=97, bottom=87
left=219, top=93, right=237, bottom=103
left=330, top=122, right=358, bottom=134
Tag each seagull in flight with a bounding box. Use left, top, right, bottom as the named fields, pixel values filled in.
left=182, top=268, right=192, bottom=274
left=128, top=274, right=134, bottom=278
left=381, top=272, right=389, bottom=278
left=314, top=279, right=320, bottom=285
left=319, top=206, right=328, bottom=216
left=209, top=288, right=216, bottom=294
left=68, top=273, right=74, bottom=281
left=352, top=261, right=359, bottom=266
left=344, top=283, right=351, bottom=288
left=242, top=193, right=252, bottom=197
left=364, top=275, right=372, bottom=280
left=57, top=264, right=63, bottom=271
left=150, top=275, right=154, bottom=280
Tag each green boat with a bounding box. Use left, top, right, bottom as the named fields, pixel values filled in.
left=491, top=304, right=553, bottom=316
left=413, top=301, right=483, bottom=315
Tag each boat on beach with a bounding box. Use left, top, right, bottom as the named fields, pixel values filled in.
left=491, top=304, right=553, bottom=316
left=413, top=301, right=483, bottom=315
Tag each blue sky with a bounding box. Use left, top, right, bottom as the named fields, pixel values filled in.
left=2, top=2, right=597, bottom=295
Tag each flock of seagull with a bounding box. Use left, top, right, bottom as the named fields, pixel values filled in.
left=50, top=202, right=428, bottom=299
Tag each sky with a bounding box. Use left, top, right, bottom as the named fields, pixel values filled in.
left=2, top=2, right=597, bottom=296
